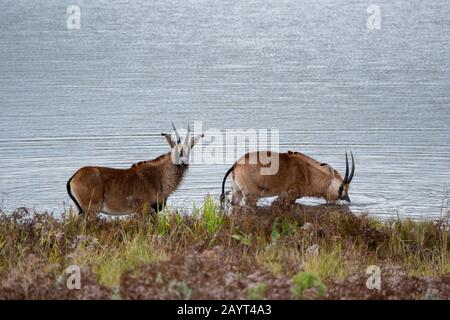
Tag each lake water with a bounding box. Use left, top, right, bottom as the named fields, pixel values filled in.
left=0, top=0, right=449, bottom=219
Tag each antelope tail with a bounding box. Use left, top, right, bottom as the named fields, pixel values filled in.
left=66, top=175, right=83, bottom=215
left=220, top=165, right=235, bottom=207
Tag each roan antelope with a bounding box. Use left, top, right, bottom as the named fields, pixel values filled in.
left=67, top=123, right=203, bottom=216
left=220, top=150, right=355, bottom=207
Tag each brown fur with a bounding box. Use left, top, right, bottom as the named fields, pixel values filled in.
left=67, top=152, right=188, bottom=216
left=221, top=151, right=350, bottom=207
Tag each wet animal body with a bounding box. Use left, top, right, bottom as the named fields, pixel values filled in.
left=221, top=150, right=355, bottom=207
left=67, top=123, right=203, bottom=216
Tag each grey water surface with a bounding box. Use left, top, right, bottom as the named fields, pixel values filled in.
left=0, top=0, right=449, bottom=219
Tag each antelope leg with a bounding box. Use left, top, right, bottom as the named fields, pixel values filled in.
left=272, top=192, right=297, bottom=207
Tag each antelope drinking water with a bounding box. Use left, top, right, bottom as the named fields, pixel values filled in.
left=67, top=123, right=203, bottom=216
left=221, top=150, right=355, bottom=207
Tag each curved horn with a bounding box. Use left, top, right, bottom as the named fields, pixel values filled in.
left=184, top=124, right=190, bottom=145
left=343, top=151, right=349, bottom=183
left=161, top=133, right=175, bottom=148
left=171, top=122, right=181, bottom=144
left=348, top=151, right=355, bottom=183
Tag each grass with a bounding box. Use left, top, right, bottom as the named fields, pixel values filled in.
left=0, top=197, right=449, bottom=299
left=246, top=282, right=268, bottom=300
left=92, top=234, right=168, bottom=287
left=291, top=272, right=326, bottom=299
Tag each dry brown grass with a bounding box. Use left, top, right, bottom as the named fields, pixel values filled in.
left=0, top=198, right=449, bottom=300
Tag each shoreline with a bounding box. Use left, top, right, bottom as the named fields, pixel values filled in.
left=0, top=198, right=449, bottom=300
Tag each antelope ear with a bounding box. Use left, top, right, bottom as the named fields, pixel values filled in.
left=161, top=133, right=176, bottom=148
left=190, top=134, right=204, bottom=148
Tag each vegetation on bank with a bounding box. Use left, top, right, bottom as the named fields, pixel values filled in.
left=0, top=197, right=449, bottom=299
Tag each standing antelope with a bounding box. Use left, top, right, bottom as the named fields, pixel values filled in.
left=221, top=150, right=355, bottom=207
left=67, top=123, right=203, bottom=216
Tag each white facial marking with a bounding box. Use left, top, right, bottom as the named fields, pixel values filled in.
left=171, top=144, right=191, bottom=164
left=329, top=177, right=341, bottom=196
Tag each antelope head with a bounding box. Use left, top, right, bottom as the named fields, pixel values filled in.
left=325, top=151, right=355, bottom=203
left=161, top=122, right=204, bottom=165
